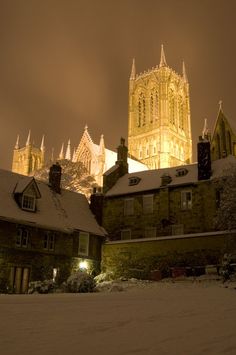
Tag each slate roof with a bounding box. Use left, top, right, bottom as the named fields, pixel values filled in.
left=0, top=169, right=105, bottom=236
left=105, top=155, right=236, bottom=197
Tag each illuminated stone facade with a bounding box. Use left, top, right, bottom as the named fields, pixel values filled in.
left=210, top=104, right=236, bottom=160
left=12, top=131, right=45, bottom=176
left=128, top=46, right=192, bottom=169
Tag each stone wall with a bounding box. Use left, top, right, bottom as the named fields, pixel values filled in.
left=101, top=231, right=235, bottom=279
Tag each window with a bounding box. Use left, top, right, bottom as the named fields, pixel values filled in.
left=121, top=229, right=131, bottom=240
left=22, top=194, right=35, bottom=211
left=181, top=191, right=192, bottom=210
left=144, top=227, right=156, bottom=238
left=172, top=224, right=184, bottom=235
left=44, top=232, right=55, bottom=251
left=176, top=168, right=188, bottom=177
left=128, top=176, right=141, bottom=186
left=215, top=189, right=221, bottom=209
left=143, top=195, right=153, bottom=214
left=124, top=198, right=134, bottom=216
left=78, top=232, right=89, bottom=256
left=16, top=228, right=29, bottom=248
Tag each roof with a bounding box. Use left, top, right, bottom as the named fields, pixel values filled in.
left=105, top=155, right=236, bottom=197
left=0, top=169, right=105, bottom=236
left=93, top=143, right=147, bottom=173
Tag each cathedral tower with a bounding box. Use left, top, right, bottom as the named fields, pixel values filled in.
left=128, top=45, right=192, bottom=169
left=12, top=131, right=45, bottom=175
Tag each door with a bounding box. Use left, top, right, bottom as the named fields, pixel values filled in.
left=10, top=267, right=30, bottom=294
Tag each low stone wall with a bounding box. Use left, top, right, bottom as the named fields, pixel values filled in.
left=102, top=231, right=236, bottom=279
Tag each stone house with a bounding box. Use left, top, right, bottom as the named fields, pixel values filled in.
left=0, top=164, right=105, bottom=293
left=91, top=138, right=236, bottom=278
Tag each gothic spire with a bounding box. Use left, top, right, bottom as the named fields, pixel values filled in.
left=202, top=118, right=209, bottom=139
left=40, top=135, right=45, bottom=151
left=26, top=130, right=31, bottom=146
left=99, top=134, right=105, bottom=156
left=182, top=61, right=188, bottom=82
left=15, top=134, right=20, bottom=149
left=159, top=44, right=167, bottom=67
left=59, top=143, right=64, bottom=160
left=65, top=139, right=71, bottom=160
left=130, top=58, right=136, bottom=80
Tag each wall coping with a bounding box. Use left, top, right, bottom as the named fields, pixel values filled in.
left=105, top=230, right=236, bottom=245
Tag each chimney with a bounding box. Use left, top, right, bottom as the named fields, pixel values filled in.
left=197, top=137, right=211, bottom=181
left=49, top=162, right=62, bottom=193
left=90, top=188, right=104, bottom=225
left=116, top=137, right=128, bottom=175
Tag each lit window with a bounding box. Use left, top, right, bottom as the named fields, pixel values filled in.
left=78, top=232, right=89, bottom=256
left=44, top=232, right=55, bottom=251
left=143, top=195, right=153, bottom=214
left=16, top=228, right=29, bottom=248
left=124, top=198, right=134, bottom=216
left=144, top=227, right=156, bottom=238
left=172, top=224, right=184, bottom=235
left=121, top=229, right=131, bottom=240
left=22, top=194, right=35, bottom=211
left=181, top=191, right=192, bottom=210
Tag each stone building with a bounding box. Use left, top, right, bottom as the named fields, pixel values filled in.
left=12, top=130, right=45, bottom=175
left=0, top=164, right=105, bottom=293
left=210, top=103, right=236, bottom=160
left=12, top=126, right=146, bottom=187
left=128, top=45, right=192, bottom=169
left=90, top=137, right=236, bottom=278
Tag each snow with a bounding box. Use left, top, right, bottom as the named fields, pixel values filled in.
left=106, top=156, right=236, bottom=197
left=0, top=280, right=236, bottom=355
left=0, top=169, right=105, bottom=236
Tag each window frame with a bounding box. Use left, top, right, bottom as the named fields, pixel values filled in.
left=44, top=232, right=55, bottom=251
left=16, top=228, right=29, bottom=248
left=143, top=194, right=154, bottom=214
left=121, top=229, right=131, bottom=240
left=21, top=193, right=36, bottom=212
left=124, top=198, right=134, bottom=216
left=78, top=231, right=89, bottom=256
left=181, top=190, right=192, bottom=210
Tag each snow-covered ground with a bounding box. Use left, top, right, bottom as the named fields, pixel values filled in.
left=0, top=279, right=236, bottom=355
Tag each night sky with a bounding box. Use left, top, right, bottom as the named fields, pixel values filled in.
left=0, top=0, right=236, bottom=170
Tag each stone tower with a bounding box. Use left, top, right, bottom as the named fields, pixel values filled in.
left=128, top=45, right=192, bottom=169
left=12, top=131, right=45, bottom=176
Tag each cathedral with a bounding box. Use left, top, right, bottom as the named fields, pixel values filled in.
left=11, top=45, right=236, bottom=185
left=128, top=45, right=192, bottom=169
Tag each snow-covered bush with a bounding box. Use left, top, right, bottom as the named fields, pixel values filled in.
left=63, top=271, right=96, bottom=293
left=28, top=280, right=55, bottom=294
left=94, top=271, right=115, bottom=283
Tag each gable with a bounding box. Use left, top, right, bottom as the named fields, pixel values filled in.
left=211, top=109, right=236, bottom=160
left=14, top=178, right=41, bottom=199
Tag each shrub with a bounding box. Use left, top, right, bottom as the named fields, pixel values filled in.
left=28, top=280, right=55, bottom=294
left=63, top=271, right=96, bottom=293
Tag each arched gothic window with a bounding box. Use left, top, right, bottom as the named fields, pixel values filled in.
left=228, top=131, right=232, bottom=154
left=169, top=90, right=175, bottom=125
left=217, top=134, right=221, bottom=159
left=150, top=93, right=154, bottom=123
left=137, top=93, right=146, bottom=126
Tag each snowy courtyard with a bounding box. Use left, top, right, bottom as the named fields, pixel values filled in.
left=0, top=280, right=236, bottom=355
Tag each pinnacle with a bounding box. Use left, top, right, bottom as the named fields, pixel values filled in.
left=130, top=58, right=136, bottom=80
left=159, top=44, right=167, bottom=67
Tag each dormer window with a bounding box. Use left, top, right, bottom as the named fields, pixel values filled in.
left=128, top=176, right=141, bottom=186
left=176, top=168, right=188, bottom=177
left=14, top=177, right=41, bottom=212
left=22, top=194, right=36, bottom=211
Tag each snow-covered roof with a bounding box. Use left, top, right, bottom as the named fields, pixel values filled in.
left=0, top=169, right=105, bottom=236
left=93, top=144, right=147, bottom=173
left=105, top=156, right=236, bottom=197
